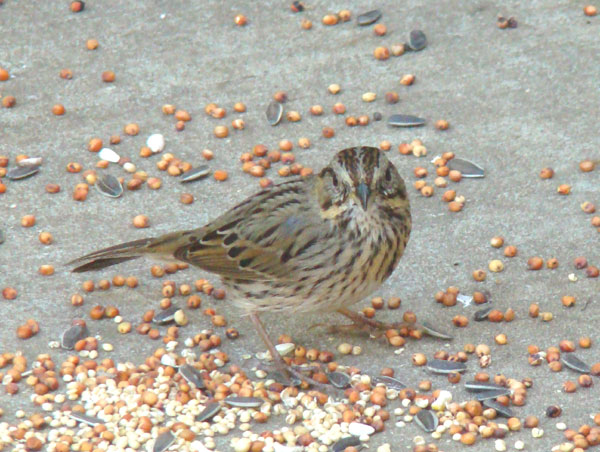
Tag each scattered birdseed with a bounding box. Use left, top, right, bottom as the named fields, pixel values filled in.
left=275, top=342, right=295, bottom=356
left=195, top=402, right=221, bottom=422
left=6, top=164, right=40, bottom=180
left=68, top=411, right=104, bottom=426
left=153, top=430, right=176, bottom=452
left=415, top=409, right=438, bottom=432
left=562, top=353, right=591, bottom=373
left=465, top=381, right=506, bottom=392
left=179, top=364, right=206, bottom=388
left=225, top=396, right=264, bottom=408
left=60, top=323, right=90, bottom=349
left=328, top=371, right=351, bottom=388
left=96, top=174, right=123, bottom=198
left=448, top=158, right=485, bottom=178
left=266, top=101, right=283, bottom=126
left=98, top=147, right=120, bottom=163
left=427, top=359, right=467, bottom=374
left=357, top=9, right=381, bottom=26
left=388, top=114, right=426, bottom=127
left=406, top=30, right=427, bottom=51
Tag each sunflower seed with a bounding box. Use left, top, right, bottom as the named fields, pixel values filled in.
left=179, top=364, right=205, bottom=389
left=153, top=305, right=179, bottom=324
left=69, top=412, right=103, bottom=426
left=421, top=321, right=454, bottom=340
left=98, top=147, right=120, bottom=163
left=415, top=409, right=438, bottom=432
left=357, top=9, right=381, bottom=26
left=160, top=353, right=178, bottom=368
left=427, top=359, right=467, bottom=374
left=195, top=402, right=221, bottom=422
left=473, top=306, right=493, bottom=321
left=6, top=165, right=40, bottom=180
left=372, top=375, right=406, bottom=390
left=457, top=293, right=474, bottom=306
left=266, top=101, right=283, bottom=126
left=483, top=400, right=514, bottom=418
left=407, top=30, right=427, bottom=51
left=465, top=381, right=506, bottom=392
left=147, top=133, right=165, bottom=153
left=96, top=174, right=123, bottom=198
left=153, top=430, right=175, bottom=452
left=275, top=343, right=295, bottom=356
left=388, top=114, right=426, bottom=127
left=60, top=323, right=90, bottom=350
left=17, top=157, right=43, bottom=167
left=562, top=354, right=591, bottom=374
left=180, top=165, right=211, bottom=183
left=268, top=371, right=302, bottom=387
left=332, top=436, right=362, bottom=452
left=328, top=371, right=351, bottom=389
left=348, top=422, right=375, bottom=436
left=448, top=158, right=485, bottom=178
left=225, top=396, right=263, bottom=408
left=0, top=229, right=4, bottom=245
left=474, top=388, right=512, bottom=401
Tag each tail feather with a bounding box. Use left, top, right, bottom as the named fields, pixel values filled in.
left=68, top=237, right=154, bottom=273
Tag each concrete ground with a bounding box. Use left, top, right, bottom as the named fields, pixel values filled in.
left=1, top=0, right=600, bottom=450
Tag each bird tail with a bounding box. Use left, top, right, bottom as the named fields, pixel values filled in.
left=68, top=232, right=189, bottom=272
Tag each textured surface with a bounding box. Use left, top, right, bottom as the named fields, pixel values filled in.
left=1, top=0, right=600, bottom=450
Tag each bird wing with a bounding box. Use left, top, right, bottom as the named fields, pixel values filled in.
left=171, top=178, right=326, bottom=281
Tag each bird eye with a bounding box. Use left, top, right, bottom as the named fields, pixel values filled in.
left=331, top=173, right=338, bottom=187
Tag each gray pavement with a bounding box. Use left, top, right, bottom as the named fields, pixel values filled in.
left=1, top=0, right=600, bottom=451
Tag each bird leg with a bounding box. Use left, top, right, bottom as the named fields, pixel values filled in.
left=249, top=312, right=325, bottom=388
left=327, top=307, right=417, bottom=336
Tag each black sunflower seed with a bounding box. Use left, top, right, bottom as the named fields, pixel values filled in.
left=372, top=375, right=406, bottom=390
left=407, top=30, right=427, bottom=51
left=388, top=114, right=426, bottom=127
left=180, top=165, right=211, bottom=183
left=426, top=359, right=467, bottom=374
left=473, top=306, right=493, bottom=321
left=60, top=323, right=90, bottom=350
left=96, top=174, right=123, bottom=198
left=332, top=436, right=362, bottom=452
left=483, top=400, right=514, bottom=418
left=195, top=402, right=221, bottom=422
left=179, top=364, right=206, bottom=389
left=448, top=158, right=485, bottom=178
left=562, top=354, right=591, bottom=374
left=465, top=381, right=506, bottom=392
left=415, top=409, right=438, bottom=432
left=328, top=371, right=351, bottom=389
left=421, top=321, right=453, bottom=340
left=357, top=9, right=381, bottom=26
left=474, top=388, right=511, bottom=401
left=0, top=229, right=4, bottom=245
left=152, top=305, right=179, bottom=325
left=7, top=165, right=40, bottom=180
left=69, top=412, right=103, bottom=426
left=266, top=101, right=283, bottom=126
left=224, top=396, right=263, bottom=408
left=153, top=430, right=175, bottom=452
left=17, top=157, right=43, bottom=167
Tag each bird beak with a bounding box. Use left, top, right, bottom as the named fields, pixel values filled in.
left=357, top=182, right=370, bottom=210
